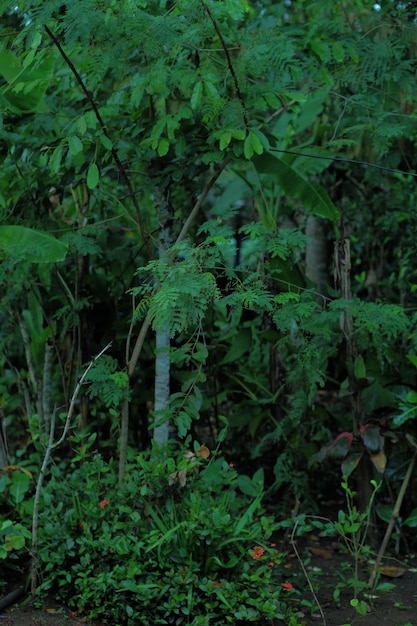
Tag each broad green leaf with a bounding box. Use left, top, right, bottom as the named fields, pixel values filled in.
left=157, top=138, right=170, bottom=157
left=244, top=134, right=253, bottom=159
left=406, top=391, right=417, bottom=403
left=375, top=504, right=393, bottom=523
left=49, top=144, right=64, bottom=174
left=68, top=135, right=83, bottom=156
left=332, top=41, right=345, bottom=62
left=78, top=115, right=87, bottom=135
left=236, top=474, right=259, bottom=497
left=341, top=451, right=363, bottom=477
left=404, top=507, right=417, bottom=527
left=220, top=328, right=251, bottom=364
left=87, top=162, right=100, bottom=189
left=219, top=131, right=232, bottom=150
left=249, top=130, right=264, bottom=155
left=176, top=410, right=191, bottom=437
left=370, top=450, right=386, bottom=473
left=120, top=579, right=138, bottom=593
left=6, top=533, right=25, bottom=551
left=0, top=226, right=68, bottom=263
left=406, top=353, right=417, bottom=369
left=354, top=354, right=366, bottom=379
left=253, top=152, right=339, bottom=221
left=100, top=134, right=113, bottom=150
left=393, top=401, right=417, bottom=427
left=0, top=47, right=54, bottom=112
left=204, top=81, right=219, bottom=98
left=231, top=129, right=246, bottom=140
left=190, top=81, right=203, bottom=110
left=9, top=473, right=31, bottom=504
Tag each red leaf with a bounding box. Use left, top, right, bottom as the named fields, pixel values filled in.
left=360, top=425, right=384, bottom=452
left=335, top=431, right=353, bottom=445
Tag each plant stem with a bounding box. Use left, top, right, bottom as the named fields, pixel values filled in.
left=290, top=520, right=326, bottom=626
left=30, top=344, right=111, bottom=595
left=31, top=409, right=55, bottom=597
left=368, top=453, right=416, bottom=588
left=118, top=157, right=231, bottom=479
left=44, top=25, right=152, bottom=259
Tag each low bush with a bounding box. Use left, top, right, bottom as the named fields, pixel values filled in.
left=35, top=442, right=299, bottom=625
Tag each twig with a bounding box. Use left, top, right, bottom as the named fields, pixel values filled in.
left=18, top=314, right=43, bottom=426
left=53, top=342, right=112, bottom=449
left=176, top=155, right=231, bottom=244
left=368, top=452, right=416, bottom=588
left=31, top=407, right=56, bottom=597
left=30, top=343, right=111, bottom=596
left=202, top=3, right=249, bottom=134
left=42, top=338, right=54, bottom=431
left=290, top=520, right=326, bottom=626
left=44, top=25, right=152, bottom=259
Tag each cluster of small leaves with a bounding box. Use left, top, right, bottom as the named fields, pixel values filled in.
left=34, top=450, right=295, bottom=625
left=331, top=299, right=410, bottom=352
left=134, top=251, right=221, bottom=338
left=84, top=356, right=129, bottom=408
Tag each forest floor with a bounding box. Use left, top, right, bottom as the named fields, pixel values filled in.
left=1, top=532, right=416, bottom=626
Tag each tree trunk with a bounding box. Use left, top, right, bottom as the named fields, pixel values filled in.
left=152, top=188, right=173, bottom=447
left=0, top=413, right=9, bottom=467
left=305, top=215, right=328, bottom=297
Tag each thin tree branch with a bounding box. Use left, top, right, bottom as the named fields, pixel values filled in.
left=176, top=155, right=231, bottom=244
left=368, top=452, right=416, bottom=588
left=202, top=3, right=249, bottom=135
left=291, top=520, right=326, bottom=625
left=31, top=407, right=56, bottom=597
left=53, top=342, right=112, bottom=449
left=44, top=25, right=153, bottom=259
left=31, top=343, right=111, bottom=594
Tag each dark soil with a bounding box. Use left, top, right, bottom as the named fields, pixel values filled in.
left=298, top=550, right=417, bottom=625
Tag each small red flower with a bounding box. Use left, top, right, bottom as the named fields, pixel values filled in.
left=99, top=499, right=110, bottom=509
left=270, top=542, right=276, bottom=547
left=282, top=582, right=293, bottom=592
left=250, top=545, right=265, bottom=560
left=268, top=561, right=274, bottom=567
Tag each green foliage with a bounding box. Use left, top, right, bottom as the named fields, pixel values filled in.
left=35, top=447, right=298, bottom=624
left=84, top=356, right=129, bottom=408
left=253, top=153, right=339, bottom=221
left=334, top=479, right=381, bottom=598
left=0, top=226, right=68, bottom=263
left=0, top=467, right=34, bottom=563
left=2, top=0, right=417, bottom=616
left=134, top=251, right=221, bottom=338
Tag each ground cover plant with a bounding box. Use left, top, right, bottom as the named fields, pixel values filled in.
left=2, top=0, right=417, bottom=624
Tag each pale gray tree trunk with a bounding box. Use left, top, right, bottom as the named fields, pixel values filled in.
left=153, top=327, right=171, bottom=446
left=305, top=215, right=328, bottom=297
left=153, top=188, right=173, bottom=447
left=0, top=414, right=8, bottom=467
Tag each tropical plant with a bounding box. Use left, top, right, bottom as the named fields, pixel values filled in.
left=2, top=0, right=417, bottom=620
